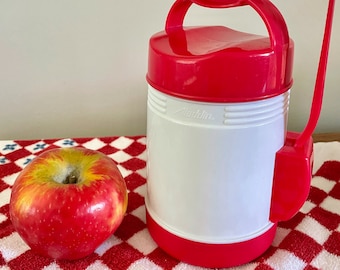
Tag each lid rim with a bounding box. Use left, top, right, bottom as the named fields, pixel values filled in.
left=146, top=77, right=293, bottom=103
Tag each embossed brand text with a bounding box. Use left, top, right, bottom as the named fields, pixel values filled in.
left=175, top=108, right=215, bottom=120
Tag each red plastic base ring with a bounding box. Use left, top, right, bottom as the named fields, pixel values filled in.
left=146, top=210, right=277, bottom=268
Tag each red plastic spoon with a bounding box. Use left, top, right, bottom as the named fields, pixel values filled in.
left=270, top=0, right=336, bottom=222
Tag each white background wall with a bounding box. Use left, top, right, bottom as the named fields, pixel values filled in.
left=0, top=0, right=339, bottom=140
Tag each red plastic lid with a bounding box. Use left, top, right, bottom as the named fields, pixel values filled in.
left=147, top=0, right=294, bottom=102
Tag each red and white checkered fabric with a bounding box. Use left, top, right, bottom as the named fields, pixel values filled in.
left=0, top=137, right=339, bottom=270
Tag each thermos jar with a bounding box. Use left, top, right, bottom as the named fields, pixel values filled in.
left=146, top=0, right=297, bottom=267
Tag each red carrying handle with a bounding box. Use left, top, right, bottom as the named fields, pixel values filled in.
left=165, top=0, right=246, bottom=34
left=166, top=0, right=290, bottom=91
left=270, top=0, right=336, bottom=223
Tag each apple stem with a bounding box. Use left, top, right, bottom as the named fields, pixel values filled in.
left=63, top=171, right=79, bottom=184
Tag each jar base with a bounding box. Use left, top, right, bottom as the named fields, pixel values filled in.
left=146, top=210, right=277, bottom=268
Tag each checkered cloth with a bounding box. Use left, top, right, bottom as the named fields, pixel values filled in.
left=0, top=137, right=339, bottom=270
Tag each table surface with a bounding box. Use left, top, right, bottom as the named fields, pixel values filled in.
left=0, top=134, right=339, bottom=270
left=313, top=133, right=340, bottom=142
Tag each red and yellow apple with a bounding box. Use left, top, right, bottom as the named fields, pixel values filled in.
left=9, top=147, right=128, bottom=260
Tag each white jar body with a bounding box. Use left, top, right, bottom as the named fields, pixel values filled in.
left=146, top=85, right=290, bottom=243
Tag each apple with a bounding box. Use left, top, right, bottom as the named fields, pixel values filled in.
left=9, top=147, right=128, bottom=260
